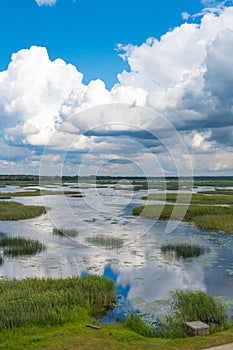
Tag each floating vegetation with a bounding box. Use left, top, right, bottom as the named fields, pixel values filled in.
left=161, top=243, right=208, bottom=259
left=133, top=204, right=233, bottom=234
left=0, top=275, right=115, bottom=329
left=0, top=201, right=46, bottom=220
left=0, top=233, right=44, bottom=257
left=53, top=227, right=79, bottom=238
left=86, top=235, right=124, bottom=250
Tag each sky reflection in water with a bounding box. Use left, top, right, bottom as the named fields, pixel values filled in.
left=0, top=184, right=233, bottom=320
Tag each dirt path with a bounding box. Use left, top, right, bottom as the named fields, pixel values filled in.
left=204, top=344, right=233, bottom=350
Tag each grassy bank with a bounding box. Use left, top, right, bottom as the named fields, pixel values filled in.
left=0, top=201, right=46, bottom=220
left=1, top=315, right=233, bottom=350
left=133, top=204, right=233, bottom=233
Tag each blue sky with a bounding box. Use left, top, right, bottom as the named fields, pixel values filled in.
left=0, top=0, right=203, bottom=88
left=1, top=0, right=233, bottom=176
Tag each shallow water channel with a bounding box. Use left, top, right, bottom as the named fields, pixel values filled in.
left=1, top=183, right=233, bottom=322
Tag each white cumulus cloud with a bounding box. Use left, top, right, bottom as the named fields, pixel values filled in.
left=35, top=0, right=57, bottom=6
left=1, top=5, right=233, bottom=174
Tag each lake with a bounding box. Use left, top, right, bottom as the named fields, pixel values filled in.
left=1, top=182, right=233, bottom=323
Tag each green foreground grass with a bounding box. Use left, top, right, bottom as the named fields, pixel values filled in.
left=0, top=278, right=233, bottom=350
left=0, top=201, right=46, bottom=220
left=1, top=319, right=233, bottom=350
left=133, top=204, right=233, bottom=233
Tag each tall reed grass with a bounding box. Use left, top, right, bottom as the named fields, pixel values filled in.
left=86, top=235, right=124, bottom=250
left=0, top=275, right=115, bottom=329
left=125, top=290, right=228, bottom=339
left=53, top=227, right=79, bottom=237
left=161, top=243, right=208, bottom=259
left=0, top=234, right=44, bottom=257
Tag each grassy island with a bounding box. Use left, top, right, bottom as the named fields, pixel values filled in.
left=0, top=201, right=46, bottom=220
left=133, top=204, right=233, bottom=234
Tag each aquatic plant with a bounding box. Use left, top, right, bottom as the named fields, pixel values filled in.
left=125, top=314, right=157, bottom=337
left=0, top=275, right=115, bottom=329
left=0, top=235, right=44, bottom=257
left=125, top=290, right=228, bottom=339
left=85, top=235, right=124, bottom=250
left=161, top=243, right=208, bottom=259
left=53, top=227, right=79, bottom=237
left=169, top=290, right=227, bottom=327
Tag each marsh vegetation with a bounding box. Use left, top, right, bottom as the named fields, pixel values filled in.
left=161, top=243, right=208, bottom=259
left=52, top=227, right=79, bottom=237
left=0, top=201, right=46, bottom=220
left=133, top=204, right=233, bottom=234
left=85, top=235, right=124, bottom=250
left=0, top=275, right=115, bottom=329
left=0, top=189, right=82, bottom=197
left=0, top=233, right=44, bottom=257
left=142, top=192, right=233, bottom=205
left=126, top=290, right=228, bottom=339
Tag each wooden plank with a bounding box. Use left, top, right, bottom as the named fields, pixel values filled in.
left=86, top=324, right=101, bottom=330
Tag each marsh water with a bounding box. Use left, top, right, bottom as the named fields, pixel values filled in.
left=1, top=182, right=233, bottom=322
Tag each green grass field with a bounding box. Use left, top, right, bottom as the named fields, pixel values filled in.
left=0, top=277, right=233, bottom=350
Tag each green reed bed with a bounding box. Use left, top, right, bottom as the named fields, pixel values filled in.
left=142, top=193, right=233, bottom=205
left=200, top=189, right=233, bottom=195
left=194, top=214, right=233, bottom=233
left=161, top=243, right=208, bottom=259
left=0, top=189, right=82, bottom=197
left=86, top=235, right=124, bottom=250
left=125, top=290, right=228, bottom=339
left=0, top=234, right=44, bottom=257
left=0, top=201, right=46, bottom=221
left=0, top=275, right=115, bottom=330
left=53, top=227, right=79, bottom=237
left=133, top=204, right=233, bottom=234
